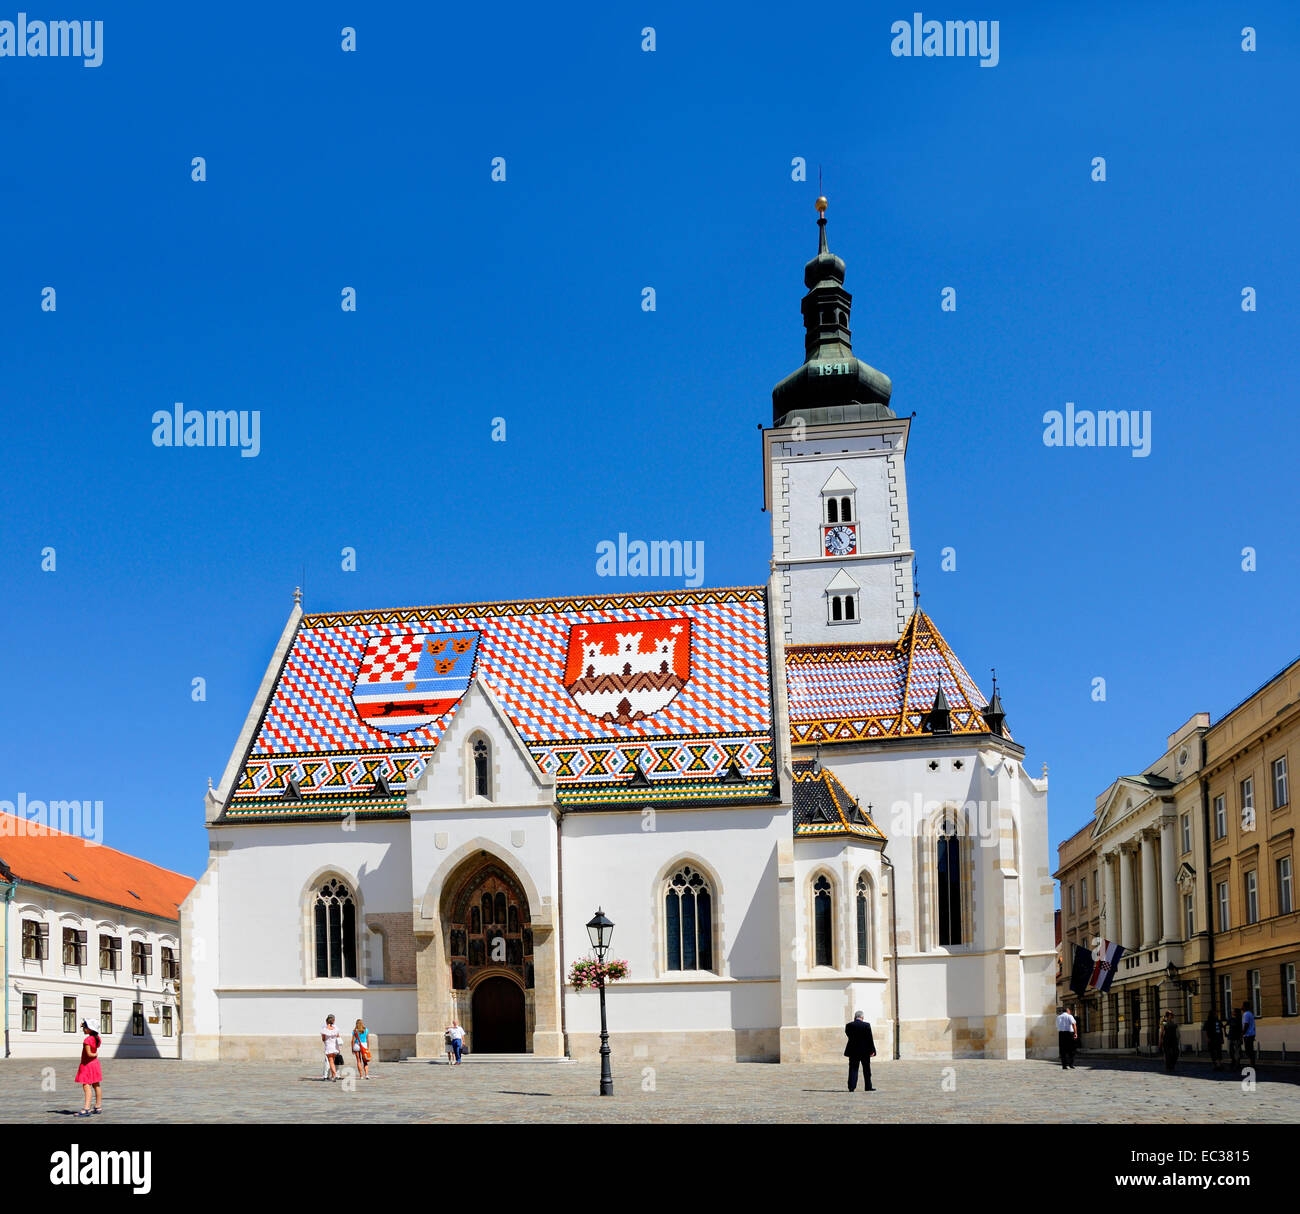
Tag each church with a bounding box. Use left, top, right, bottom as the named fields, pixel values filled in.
left=181, top=202, right=1056, bottom=1063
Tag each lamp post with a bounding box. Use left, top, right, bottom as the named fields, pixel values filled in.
left=587, top=908, right=614, bottom=1096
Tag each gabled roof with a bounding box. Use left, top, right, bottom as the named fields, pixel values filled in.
left=0, top=815, right=194, bottom=922
left=785, top=610, right=1001, bottom=745
left=226, top=587, right=777, bottom=818
left=791, top=760, right=885, bottom=840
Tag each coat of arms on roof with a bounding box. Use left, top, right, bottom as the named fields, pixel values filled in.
left=350, top=630, right=481, bottom=735
left=563, top=619, right=691, bottom=726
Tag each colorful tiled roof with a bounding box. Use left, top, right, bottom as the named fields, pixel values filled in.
left=0, top=814, right=195, bottom=921
left=786, top=611, right=1002, bottom=745
left=791, top=760, right=885, bottom=840
left=227, top=587, right=776, bottom=818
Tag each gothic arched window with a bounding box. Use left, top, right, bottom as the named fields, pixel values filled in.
left=814, top=874, right=833, bottom=967
left=937, top=819, right=964, bottom=946
left=665, top=866, right=713, bottom=971
left=313, top=878, right=357, bottom=979
left=473, top=739, right=490, bottom=799
left=856, top=874, right=871, bottom=967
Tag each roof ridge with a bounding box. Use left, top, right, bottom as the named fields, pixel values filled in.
left=301, top=584, right=767, bottom=623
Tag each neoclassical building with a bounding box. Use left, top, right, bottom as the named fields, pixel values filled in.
left=1059, top=660, right=1300, bottom=1053
left=182, top=204, right=1056, bottom=1063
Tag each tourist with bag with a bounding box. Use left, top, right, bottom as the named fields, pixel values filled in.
left=322, top=1014, right=343, bottom=1081
left=352, top=1018, right=371, bottom=1079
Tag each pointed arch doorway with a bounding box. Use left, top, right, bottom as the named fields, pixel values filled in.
left=443, top=858, right=535, bottom=1053
left=471, top=976, right=525, bottom=1053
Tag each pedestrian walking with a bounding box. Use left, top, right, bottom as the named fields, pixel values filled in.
left=843, top=1010, right=876, bottom=1091
left=1056, top=1006, right=1078, bottom=1069
left=322, top=1014, right=343, bottom=1081
left=74, top=1020, right=103, bottom=1116
left=1227, top=1006, right=1243, bottom=1067
left=1203, top=1010, right=1224, bottom=1070
left=446, top=1020, right=465, bottom=1065
left=1159, top=1011, right=1180, bottom=1073
left=352, top=1019, right=371, bottom=1079
left=1240, top=1002, right=1257, bottom=1067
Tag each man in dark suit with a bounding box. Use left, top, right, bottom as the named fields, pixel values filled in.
left=844, top=1011, right=877, bottom=1091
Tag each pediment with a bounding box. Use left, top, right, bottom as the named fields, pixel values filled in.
left=820, top=466, right=856, bottom=495
left=824, top=567, right=860, bottom=593
left=1092, top=777, right=1168, bottom=839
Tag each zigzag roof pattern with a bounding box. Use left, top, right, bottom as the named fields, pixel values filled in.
left=785, top=610, right=1003, bottom=746
left=791, top=760, right=885, bottom=840
left=227, top=587, right=777, bottom=817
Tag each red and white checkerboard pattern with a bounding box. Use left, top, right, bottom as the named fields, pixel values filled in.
left=356, top=635, right=423, bottom=684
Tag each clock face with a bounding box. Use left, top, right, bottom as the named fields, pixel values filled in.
left=824, top=525, right=856, bottom=557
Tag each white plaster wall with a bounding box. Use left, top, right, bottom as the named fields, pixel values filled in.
left=558, top=807, right=789, bottom=1034
left=180, top=852, right=220, bottom=1056
left=791, top=838, right=889, bottom=1026
left=217, top=988, right=415, bottom=1037
left=768, top=424, right=914, bottom=644
left=214, top=821, right=411, bottom=988
left=799, top=741, right=1054, bottom=1033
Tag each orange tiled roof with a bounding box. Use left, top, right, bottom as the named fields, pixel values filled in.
left=0, top=814, right=194, bottom=922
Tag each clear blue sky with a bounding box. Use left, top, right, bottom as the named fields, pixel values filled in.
left=2, top=1, right=1296, bottom=880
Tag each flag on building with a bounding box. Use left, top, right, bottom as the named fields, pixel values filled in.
left=1090, top=939, right=1125, bottom=993
left=1069, top=944, right=1095, bottom=997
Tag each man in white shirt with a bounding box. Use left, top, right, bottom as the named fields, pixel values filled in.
left=1056, top=1006, right=1078, bottom=1070
left=446, top=1020, right=466, bottom=1065
left=322, top=1014, right=342, bottom=1081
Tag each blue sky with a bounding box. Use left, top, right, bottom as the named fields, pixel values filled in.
left=1, top=1, right=1296, bottom=880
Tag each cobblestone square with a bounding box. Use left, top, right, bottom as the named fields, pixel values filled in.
left=2, top=1056, right=1297, bottom=1124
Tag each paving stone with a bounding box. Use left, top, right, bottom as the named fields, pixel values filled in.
left=3, top=1057, right=1297, bottom=1124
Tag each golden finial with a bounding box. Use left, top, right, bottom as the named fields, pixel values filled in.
left=815, top=196, right=828, bottom=214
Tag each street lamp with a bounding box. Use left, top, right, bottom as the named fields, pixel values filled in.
left=586, top=908, right=614, bottom=1096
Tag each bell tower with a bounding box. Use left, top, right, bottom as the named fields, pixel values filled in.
left=764, top=198, right=915, bottom=645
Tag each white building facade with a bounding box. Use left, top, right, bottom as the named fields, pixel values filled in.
left=182, top=204, right=1056, bottom=1063
left=2, top=817, right=192, bottom=1060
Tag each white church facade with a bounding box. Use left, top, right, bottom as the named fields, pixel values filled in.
left=182, top=202, right=1056, bottom=1063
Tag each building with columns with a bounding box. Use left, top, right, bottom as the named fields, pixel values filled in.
left=182, top=203, right=1057, bottom=1063
left=1059, top=658, right=1300, bottom=1053
left=1061, top=713, right=1209, bottom=1049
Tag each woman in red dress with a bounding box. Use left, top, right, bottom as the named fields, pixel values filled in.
left=75, top=1020, right=103, bottom=1116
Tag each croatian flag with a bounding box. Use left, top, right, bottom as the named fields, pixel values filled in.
left=1090, top=940, right=1125, bottom=993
